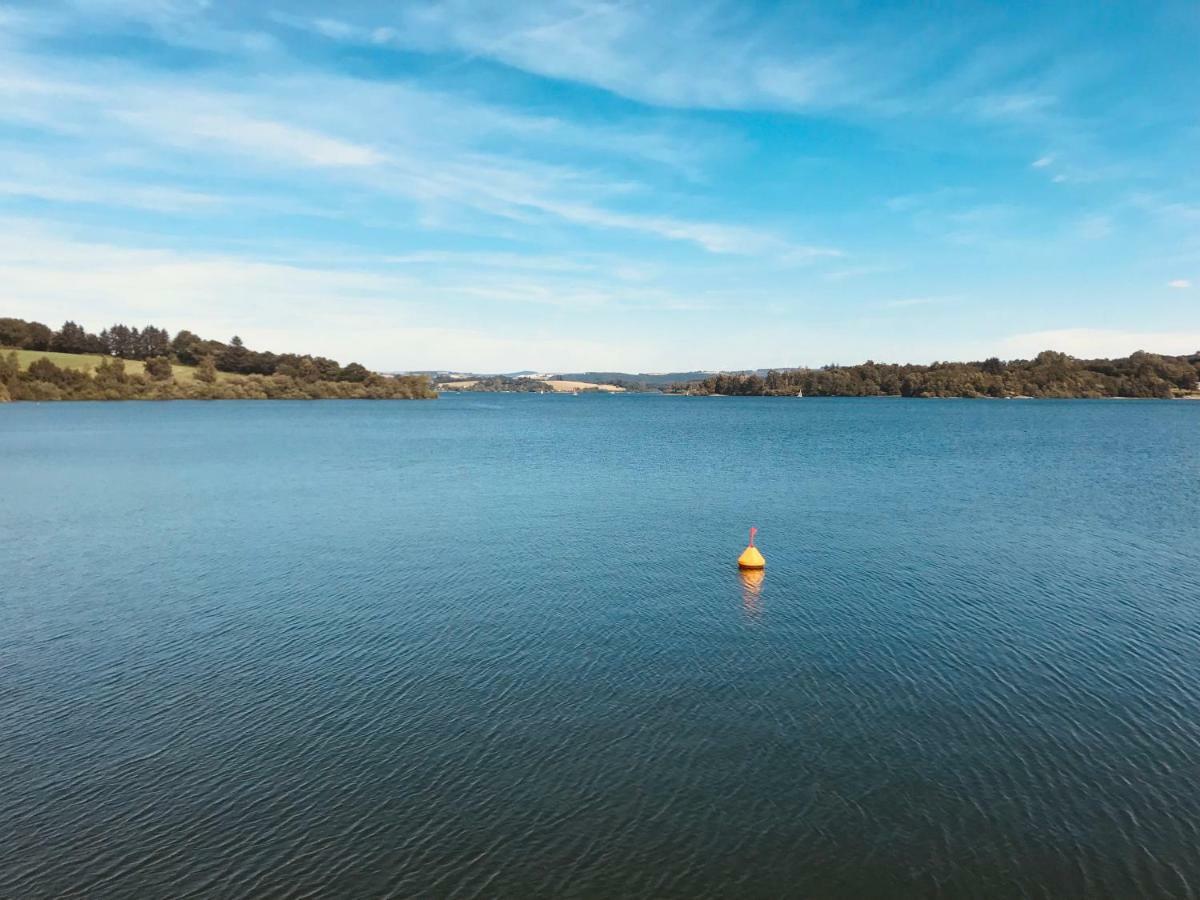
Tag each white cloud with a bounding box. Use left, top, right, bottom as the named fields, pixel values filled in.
left=1167, top=279, right=1192, bottom=288
left=69, top=0, right=212, bottom=20
left=0, top=220, right=728, bottom=367
left=519, top=196, right=820, bottom=256
left=0, top=176, right=225, bottom=212
left=1031, top=155, right=1055, bottom=168
left=380, top=251, right=595, bottom=273
left=973, top=92, right=1057, bottom=122
left=0, top=56, right=826, bottom=258
left=821, top=264, right=895, bottom=282
left=274, top=5, right=992, bottom=115
left=338, top=324, right=657, bottom=374
left=0, top=148, right=234, bottom=211
left=115, top=108, right=387, bottom=168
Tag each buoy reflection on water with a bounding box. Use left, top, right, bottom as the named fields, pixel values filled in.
left=740, top=568, right=764, bottom=617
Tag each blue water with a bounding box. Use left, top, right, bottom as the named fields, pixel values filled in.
left=2, top=395, right=1199, bottom=897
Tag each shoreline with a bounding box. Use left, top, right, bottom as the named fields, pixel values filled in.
left=431, top=390, right=1198, bottom=401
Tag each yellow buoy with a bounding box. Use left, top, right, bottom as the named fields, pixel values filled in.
left=737, top=526, right=765, bottom=569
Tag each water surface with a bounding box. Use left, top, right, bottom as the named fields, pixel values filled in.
left=3, top=396, right=1199, bottom=897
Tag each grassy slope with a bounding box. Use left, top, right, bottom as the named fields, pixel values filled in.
left=3, top=348, right=233, bottom=382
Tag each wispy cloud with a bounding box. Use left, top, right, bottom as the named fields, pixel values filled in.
left=885, top=187, right=974, bottom=213
left=0, top=51, right=833, bottom=259
left=821, top=264, right=896, bottom=282
left=0, top=218, right=738, bottom=367
left=274, top=3, right=1075, bottom=122
left=973, top=92, right=1058, bottom=123
left=275, top=6, right=858, bottom=112
left=116, top=108, right=388, bottom=168
left=0, top=148, right=230, bottom=211
left=1167, top=279, right=1192, bottom=289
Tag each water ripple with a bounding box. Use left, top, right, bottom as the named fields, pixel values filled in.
left=1, top=397, right=1198, bottom=897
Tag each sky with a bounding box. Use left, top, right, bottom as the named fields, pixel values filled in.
left=0, top=0, right=1198, bottom=372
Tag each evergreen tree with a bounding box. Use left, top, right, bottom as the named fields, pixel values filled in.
left=106, top=324, right=133, bottom=357
left=139, top=325, right=170, bottom=358
left=51, top=321, right=89, bottom=353
left=219, top=336, right=249, bottom=372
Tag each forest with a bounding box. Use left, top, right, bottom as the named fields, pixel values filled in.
left=0, top=317, right=435, bottom=402
left=667, top=351, right=1200, bottom=399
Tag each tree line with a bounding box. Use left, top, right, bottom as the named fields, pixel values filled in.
left=0, top=316, right=435, bottom=402
left=667, top=351, right=1200, bottom=399
left=0, top=316, right=376, bottom=379
left=438, top=376, right=555, bottom=392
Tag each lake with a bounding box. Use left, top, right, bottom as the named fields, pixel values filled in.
left=2, top=395, right=1199, bottom=897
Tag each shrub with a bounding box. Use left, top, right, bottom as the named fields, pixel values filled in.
left=144, top=356, right=173, bottom=381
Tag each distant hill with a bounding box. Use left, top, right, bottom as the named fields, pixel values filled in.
left=399, top=369, right=539, bottom=380
left=440, top=377, right=623, bottom=393
left=421, top=370, right=749, bottom=390
left=552, top=371, right=715, bottom=387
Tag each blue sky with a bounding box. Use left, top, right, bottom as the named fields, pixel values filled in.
left=0, top=0, right=1197, bottom=372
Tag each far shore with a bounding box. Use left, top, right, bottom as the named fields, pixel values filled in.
left=441, top=379, right=624, bottom=393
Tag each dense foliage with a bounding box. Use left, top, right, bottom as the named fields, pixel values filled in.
left=667, top=351, right=1200, bottom=399
left=0, top=352, right=434, bottom=402
left=0, top=317, right=435, bottom=401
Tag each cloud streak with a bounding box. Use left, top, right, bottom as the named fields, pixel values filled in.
left=0, top=219, right=749, bottom=367
left=0, top=53, right=829, bottom=258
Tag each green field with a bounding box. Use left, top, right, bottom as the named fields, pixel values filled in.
left=2, top=348, right=232, bottom=382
